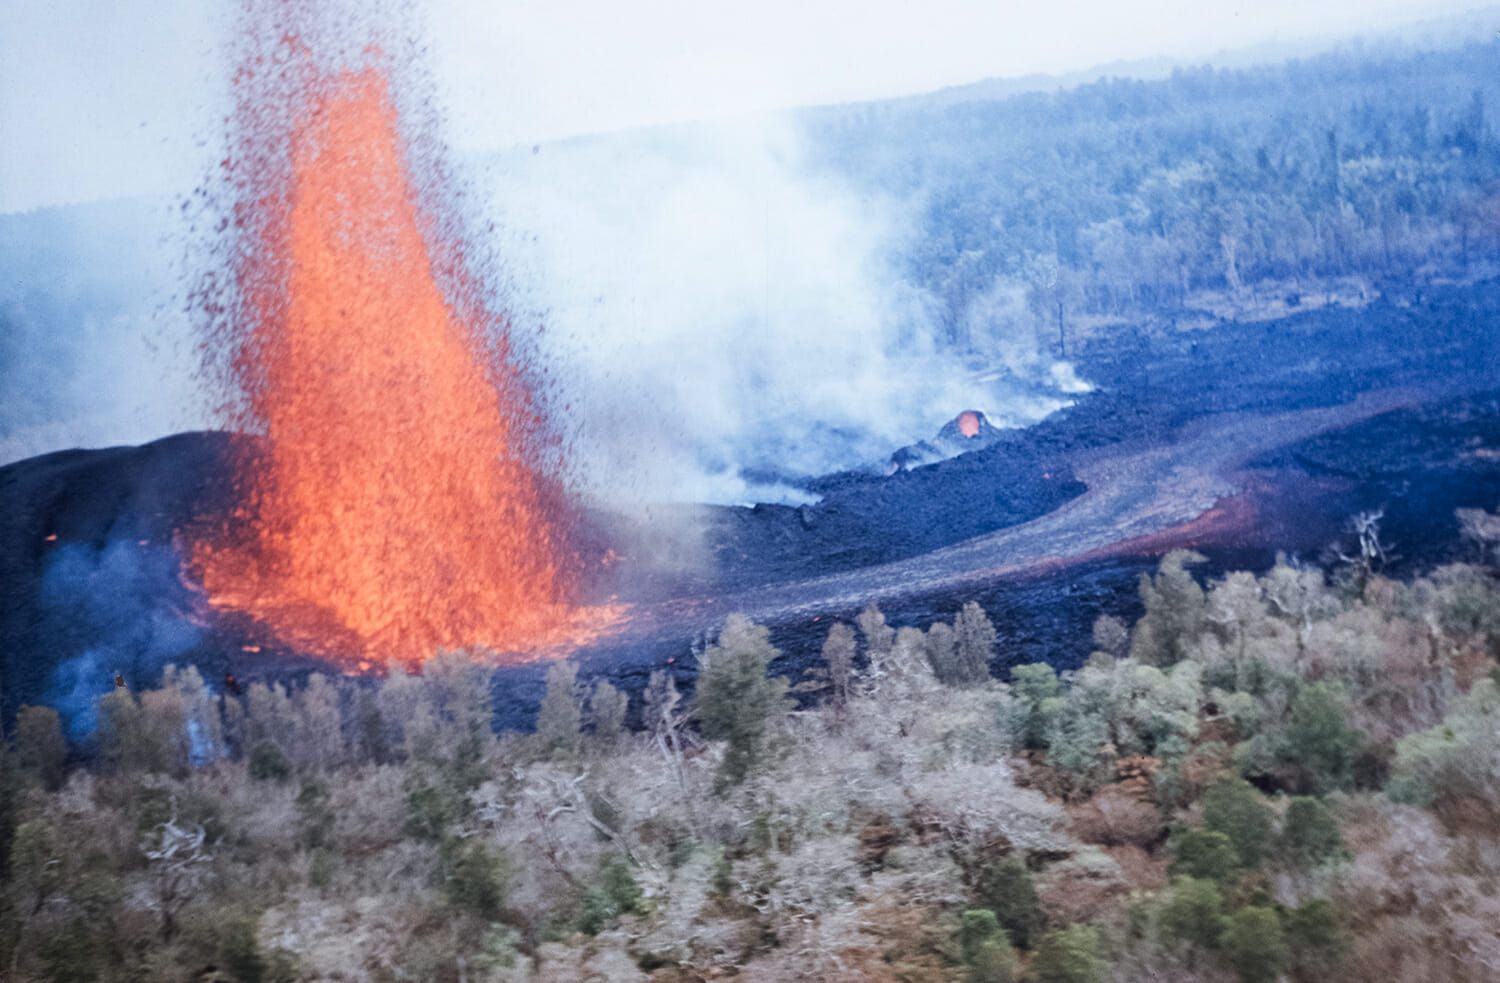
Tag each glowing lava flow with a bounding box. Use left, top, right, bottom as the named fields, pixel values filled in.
left=193, top=54, right=618, bottom=669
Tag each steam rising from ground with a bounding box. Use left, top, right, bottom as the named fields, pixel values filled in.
left=485, top=119, right=1027, bottom=504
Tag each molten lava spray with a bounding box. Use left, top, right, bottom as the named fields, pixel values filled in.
left=194, top=10, right=616, bottom=668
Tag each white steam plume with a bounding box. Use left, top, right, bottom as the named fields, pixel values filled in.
left=486, top=116, right=1014, bottom=505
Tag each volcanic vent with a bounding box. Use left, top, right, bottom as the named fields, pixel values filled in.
left=192, top=11, right=618, bottom=669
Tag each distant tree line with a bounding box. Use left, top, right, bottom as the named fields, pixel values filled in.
left=806, top=41, right=1500, bottom=351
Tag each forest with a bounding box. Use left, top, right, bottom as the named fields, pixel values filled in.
left=4, top=506, right=1500, bottom=981
left=806, top=40, right=1500, bottom=350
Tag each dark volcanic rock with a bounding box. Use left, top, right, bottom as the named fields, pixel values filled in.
left=5, top=278, right=1500, bottom=733
left=0, top=432, right=323, bottom=734
left=699, top=431, right=1085, bottom=589
left=889, top=408, right=1007, bottom=469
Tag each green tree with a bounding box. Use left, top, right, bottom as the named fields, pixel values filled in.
left=295, top=780, right=334, bottom=851
left=1202, top=777, right=1276, bottom=868
left=1282, top=682, right=1362, bottom=793
left=1044, top=703, right=1114, bottom=793
left=14, top=704, right=67, bottom=791
left=97, top=686, right=186, bottom=775
left=1091, top=614, right=1130, bottom=660
left=248, top=740, right=292, bottom=782
left=354, top=688, right=389, bottom=764
left=856, top=603, right=895, bottom=660
left=1281, top=797, right=1343, bottom=866
left=589, top=680, right=628, bottom=746
left=925, top=620, right=963, bottom=685
left=1171, top=829, right=1241, bottom=881
left=1221, top=905, right=1289, bottom=983
left=1031, top=924, right=1107, bottom=983
left=976, top=854, right=1044, bottom=949
left=957, top=908, right=1018, bottom=983
left=953, top=601, right=998, bottom=685
left=1009, top=663, right=1063, bottom=749
left=695, top=614, right=791, bottom=789
left=822, top=621, right=856, bottom=712
left=1131, top=550, right=1208, bottom=666
left=1159, top=877, right=1228, bottom=954
left=534, top=659, right=582, bottom=759
left=1285, top=898, right=1347, bottom=979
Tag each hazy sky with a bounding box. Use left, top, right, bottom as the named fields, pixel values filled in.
left=0, top=0, right=1485, bottom=212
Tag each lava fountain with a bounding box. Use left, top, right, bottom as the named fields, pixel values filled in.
left=192, top=15, right=619, bottom=669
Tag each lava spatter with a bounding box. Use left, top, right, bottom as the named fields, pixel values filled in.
left=193, top=18, right=619, bottom=669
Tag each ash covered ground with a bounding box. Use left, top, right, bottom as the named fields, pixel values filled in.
left=4, top=277, right=1500, bottom=731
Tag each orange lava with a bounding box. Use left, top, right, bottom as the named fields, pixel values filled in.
left=956, top=411, right=981, bottom=438
left=194, top=54, right=620, bottom=668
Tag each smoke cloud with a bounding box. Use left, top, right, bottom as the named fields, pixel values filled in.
left=40, top=538, right=206, bottom=738
left=484, top=118, right=1040, bottom=504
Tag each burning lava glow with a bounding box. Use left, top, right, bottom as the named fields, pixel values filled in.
left=193, top=19, right=620, bottom=670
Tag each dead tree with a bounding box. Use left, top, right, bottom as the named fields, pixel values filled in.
left=142, top=811, right=211, bottom=941
left=1332, top=509, right=1394, bottom=587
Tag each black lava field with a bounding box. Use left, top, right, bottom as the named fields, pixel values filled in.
left=4, top=278, right=1500, bottom=731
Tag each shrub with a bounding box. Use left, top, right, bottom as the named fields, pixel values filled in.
left=218, top=912, right=275, bottom=983
left=404, top=784, right=459, bottom=843
left=1280, top=797, right=1343, bottom=866
left=1285, top=898, right=1347, bottom=977
left=1282, top=682, right=1362, bottom=793
left=1069, top=785, right=1165, bottom=846
left=1202, top=777, right=1276, bottom=867
left=1387, top=678, right=1500, bottom=823
left=1221, top=905, right=1288, bottom=983
left=976, top=855, right=1044, bottom=949
left=1009, top=663, right=1063, bottom=749
left=1170, top=829, right=1241, bottom=881
left=295, top=780, right=334, bottom=851
left=958, top=909, right=1018, bottom=983
left=1044, top=704, right=1114, bottom=794
left=1031, top=924, right=1108, bottom=983
left=579, top=856, right=642, bottom=934
left=35, top=918, right=102, bottom=983
left=442, top=840, right=508, bottom=920
left=1159, top=877, right=1228, bottom=952
left=247, top=740, right=291, bottom=782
